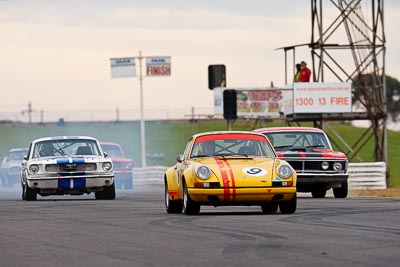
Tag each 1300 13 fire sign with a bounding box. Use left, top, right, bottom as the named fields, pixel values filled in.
left=293, top=82, right=352, bottom=113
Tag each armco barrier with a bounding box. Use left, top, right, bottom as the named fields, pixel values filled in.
left=348, top=162, right=387, bottom=189
left=132, top=162, right=388, bottom=190
left=132, top=166, right=167, bottom=186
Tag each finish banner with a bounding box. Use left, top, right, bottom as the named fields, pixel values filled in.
left=146, top=57, right=171, bottom=76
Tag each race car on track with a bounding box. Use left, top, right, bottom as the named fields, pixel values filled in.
left=21, top=136, right=115, bottom=200
left=164, top=131, right=297, bottom=215
left=100, top=142, right=134, bottom=189
left=0, top=148, right=28, bottom=187
left=254, top=127, right=349, bottom=198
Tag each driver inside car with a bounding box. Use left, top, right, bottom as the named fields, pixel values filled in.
left=200, top=141, right=215, bottom=155
left=39, top=143, right=55, bottom=157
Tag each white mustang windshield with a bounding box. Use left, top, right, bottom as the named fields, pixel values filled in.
left=32, top=139, right=101, bottom=159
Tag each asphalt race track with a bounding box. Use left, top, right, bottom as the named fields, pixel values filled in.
left=1, top=184, right=399, bottom=267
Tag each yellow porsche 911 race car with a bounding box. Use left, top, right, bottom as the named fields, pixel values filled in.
left=164, top=131, right=297, bottom=215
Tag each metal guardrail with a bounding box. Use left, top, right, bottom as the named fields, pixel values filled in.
left=348, top=162, right=387, bottom=189
left=132, top=166, right=167, bottom=186
left=132, top=162, right=388, bottom=190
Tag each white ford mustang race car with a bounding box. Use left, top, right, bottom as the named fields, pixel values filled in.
left=21, top=136, right=115, bottom=200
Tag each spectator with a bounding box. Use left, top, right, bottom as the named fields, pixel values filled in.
left=298, top=61, right=311, bottom=82
left=294, top=63, right=301, bottom=82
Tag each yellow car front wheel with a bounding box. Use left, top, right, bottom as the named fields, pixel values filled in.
left=165, top=180, right=183, bottom=214
left=183, top=181, right=200, bottom=215
left=279, top=194, right=297, bottom=214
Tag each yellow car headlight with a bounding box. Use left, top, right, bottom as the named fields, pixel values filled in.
left=196, top=166, right=211, bottom=180
left=278, top=165, right=293, bottom=179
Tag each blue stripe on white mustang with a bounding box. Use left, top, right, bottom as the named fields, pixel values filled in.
left=56, top=158, right=86, bottom=164
left=73, top=178, right=86, bottom=188
left=57, top=172, right=86, bottom=176
left=57, top=178, right=86, bottom=189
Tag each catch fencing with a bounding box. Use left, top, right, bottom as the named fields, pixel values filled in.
left=132, top=162, right=387, bottom=190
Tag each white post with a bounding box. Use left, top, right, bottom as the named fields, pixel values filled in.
left=138, top=51, right=146, bottom=167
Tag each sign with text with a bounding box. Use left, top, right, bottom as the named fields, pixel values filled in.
left=215, top=87, right=292, bottom=118
left=146, top=57, right=171, bottom=76
left=110, top=57, right=136, bottom=78
left=292, top=82, right=352, bottom=113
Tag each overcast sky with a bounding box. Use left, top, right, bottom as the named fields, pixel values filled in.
left=0, top=0, right=399, bottom=120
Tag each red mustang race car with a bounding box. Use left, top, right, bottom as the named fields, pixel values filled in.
left=100, top=142, right=133, bottom=189
left=254, top=127, right=349, bottom=198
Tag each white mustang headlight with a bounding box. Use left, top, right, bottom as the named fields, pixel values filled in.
left=196, top=166, right=211, bottom=180
left=29, top=164, right=40, bottom=174
left=278, top=165, right=293, bottom=179
left=102, top=162, right=113, bottom=172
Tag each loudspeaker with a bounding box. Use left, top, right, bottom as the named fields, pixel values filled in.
left=208, top=65, right=226, bottom=90
left=223, top=89, right=237, bottom=120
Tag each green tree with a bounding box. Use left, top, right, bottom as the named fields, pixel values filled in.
left=352, top=74, right=400, bottom=120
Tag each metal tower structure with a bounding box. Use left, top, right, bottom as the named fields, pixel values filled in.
left=280, top=0, right=386, bottom=163
left=310, top=0, right=386, bottom=162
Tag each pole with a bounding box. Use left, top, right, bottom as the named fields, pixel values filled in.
left=21, top=101, right=34, bottom=124
left=227, top=119, right=232, bottom=131
left=138, top=51, right=146, bottom=167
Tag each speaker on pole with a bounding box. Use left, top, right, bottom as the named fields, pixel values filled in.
left=223, top=89, right=237, bottom=120
left=208, top=64, right=226, bottom=90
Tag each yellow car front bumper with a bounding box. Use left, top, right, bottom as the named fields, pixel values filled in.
left=188, top=187, right=296, bottom=203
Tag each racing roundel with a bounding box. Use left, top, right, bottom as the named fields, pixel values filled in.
left=242, top=167, right=267, bottom=177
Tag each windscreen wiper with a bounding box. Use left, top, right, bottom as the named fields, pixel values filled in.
left=55, top=143, right=72, bottom=157
left=191, top=154, right=214, bottom=158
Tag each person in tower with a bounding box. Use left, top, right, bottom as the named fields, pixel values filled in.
left=294, top=63, right=301, bottom=82
left=298, top=61, right=311, bottom=82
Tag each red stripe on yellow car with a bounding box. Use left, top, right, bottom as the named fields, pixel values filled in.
left=223, top=160, right=236, bottom=201
left=214, top=158, right=237, bottom=201
left=215, top=158, right=230, bottom=201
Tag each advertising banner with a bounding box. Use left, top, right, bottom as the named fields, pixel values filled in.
left=214, top=87, right=291, bottom=118
left=292, top=82, right=352, bottom=113
left=146, top=57, right=171, bottom=76
left=110, top=57, right=136, bottom=78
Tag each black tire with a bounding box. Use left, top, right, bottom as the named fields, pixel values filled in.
left=311, top=184, right=327, bottom=198
left=95, top=190, right=104, bottom=199
left=23, top=183, right=37, bottom=201
left=333, top=181, right=348, bottom=198
left=103, top=183, right=116, bottom=200
left=183, top=182, right=200, bottom=215
left=21, top=184, right=26, bottom=200
left=279, top=194, right=297, bottom=214
left=261, top=203, right=278, bottom=213
left=96, top=183, right=116, bottom=200
left=165, top=181, right=183, bottom=214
